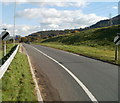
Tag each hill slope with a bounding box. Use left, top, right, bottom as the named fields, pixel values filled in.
left=42, top=25, right=120, bottom=48
left=26, top=15, right=120, bottom=41
left=89, top=15, right=120, bottom=29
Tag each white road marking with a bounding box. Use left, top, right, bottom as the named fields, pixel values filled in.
left=31, top=45, right=98, bottom=103
left=60, top=50, right=80, bottom=56
left=25, top=47, right=43, bottom=102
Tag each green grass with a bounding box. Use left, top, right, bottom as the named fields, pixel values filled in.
left=35, top=42, right=119, bottom=64
left=42, top=25, right=120, bottom=48
left=1, top=52, right=37, bottom=101
left=0, top=52, right=2, bottom=61
left=2, top=44, right=18, bottom=65
left=36, top=25, right=120, bottom=65
left=6, top=44, right=15, bottom=55
left=0, top=43, right=15, bottom=60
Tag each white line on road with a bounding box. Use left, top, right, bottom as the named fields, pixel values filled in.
left=31, top=45, right=98, bottom=103
left=27, top=54, right=43, bottom=102
left=25, top=45, right=43, bottom=102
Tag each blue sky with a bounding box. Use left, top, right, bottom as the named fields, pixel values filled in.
left=0, top=1, right=119, bottom=36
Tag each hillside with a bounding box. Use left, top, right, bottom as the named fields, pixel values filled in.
left=26, top=29, right=72, bottom=42
left=26, top=15, right=120, bottom=42
left=42, top=25, right=120, bottom=47
left=89, top=15, right=120, bottom=29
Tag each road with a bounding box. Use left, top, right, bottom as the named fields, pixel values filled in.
left=23, top=43, right=118, bottom=102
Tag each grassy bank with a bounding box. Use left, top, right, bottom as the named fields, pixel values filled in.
left=2, top=44, right=18, bottom=65
left=6, top=44, right=15, bottom=55
left=1, top=52, right=37, bottom=101
left=36, top=25, right=120, bottom=65
left=35, top=42, right=119, bottom=64
left=42, top=25, right=120, bottom=48
left=0, top=43, right=15, bottom=60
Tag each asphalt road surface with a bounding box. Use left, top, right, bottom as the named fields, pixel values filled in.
left=23, top=43, right=118, bottom=102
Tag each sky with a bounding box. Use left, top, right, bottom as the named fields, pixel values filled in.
left=0, top=0, right=119, bottom=37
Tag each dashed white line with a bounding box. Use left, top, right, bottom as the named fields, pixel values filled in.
left=31, top=45, right=98, bottom=103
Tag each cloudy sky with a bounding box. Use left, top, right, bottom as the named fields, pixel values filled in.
left=0, top=0, right=119, bottom=37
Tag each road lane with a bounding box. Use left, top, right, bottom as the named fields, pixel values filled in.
left=23, top=44, right=118, bottom=102
left=24, top=44, right=91, bottom=101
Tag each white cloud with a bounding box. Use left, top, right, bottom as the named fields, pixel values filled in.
left=112, top=6, right=118, bottom=9
left=2, top=0, right=119, bottom=2
left=1, top=7, right=108, bottom=37
left=2, top=0, right=87, bottom=8
left=37, top=1, right=87, bottom=7
left=1, top=1, right=109, bottom=37
left=16, top=8, right=108, bottom=30
left=49, top=24, right=59, bottom=28
left=1, top=24, right=40, bottom=36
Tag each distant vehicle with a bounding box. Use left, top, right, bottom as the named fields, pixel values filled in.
left=26, top=41, right=31, bottom=44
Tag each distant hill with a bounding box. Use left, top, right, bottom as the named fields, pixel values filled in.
left=25, top=15, right=120, bottom=42
left=26, top=29, right=73, bottom=42
left=89, top=15, right=120, bottom=29
left=42, top=25, right=120, bottom=47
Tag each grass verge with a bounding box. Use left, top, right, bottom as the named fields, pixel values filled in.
left=1, top=51, right=37, bottom=101
left=34, top=42, right=119, bottom=65
left=0, top=43, right=15, bottom=60
left=2, top=44, right=18, bottom=65
left=6, top=44, right=15, bottom=55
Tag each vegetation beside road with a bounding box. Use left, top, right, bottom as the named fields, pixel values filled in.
left=42, top=25, right=120, bottom=48
left=1, top=51, right=37, bottom=101
left=37, top=42, right=117, bottom=64
left=0, top=43, right=15, bottom=60
left=2, top=44, right=18, bottom=64
left=6, top=44, right=15, bottom=55
left=34, top=25, right=120, bottom=64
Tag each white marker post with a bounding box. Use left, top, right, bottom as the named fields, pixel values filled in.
left=1, top=30, right=10, bottom=56
left=114, top=33, right=120, bottom=61
left=4, top=41, right=6, bottom=56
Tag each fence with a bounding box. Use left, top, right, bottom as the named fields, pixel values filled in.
left=0, top=45, right=19, bottom=79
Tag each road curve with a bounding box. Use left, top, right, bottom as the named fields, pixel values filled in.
left=23, top=43, right=118, bottom=102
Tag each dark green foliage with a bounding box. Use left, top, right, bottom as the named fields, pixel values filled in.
left=42, top=25, right=120, bottom=48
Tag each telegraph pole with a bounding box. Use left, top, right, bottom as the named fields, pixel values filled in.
left=13, top=0, right=16, bottom=45
left=109, top=13, right=113, bottom=26
left=3, top=29, right=7, bottom=56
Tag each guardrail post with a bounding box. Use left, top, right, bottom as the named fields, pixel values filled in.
left=4, top=41, right=6, bottom=56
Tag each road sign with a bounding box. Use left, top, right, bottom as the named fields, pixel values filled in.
left=114, top=33, right=120, bottom=61
left=1, top=31, right=10, bottom=41
left=0, top=31, right=10, bottom=56
left=15, top=35, right=19, bottom=40
left=114, top=35, right=120, bottom=45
